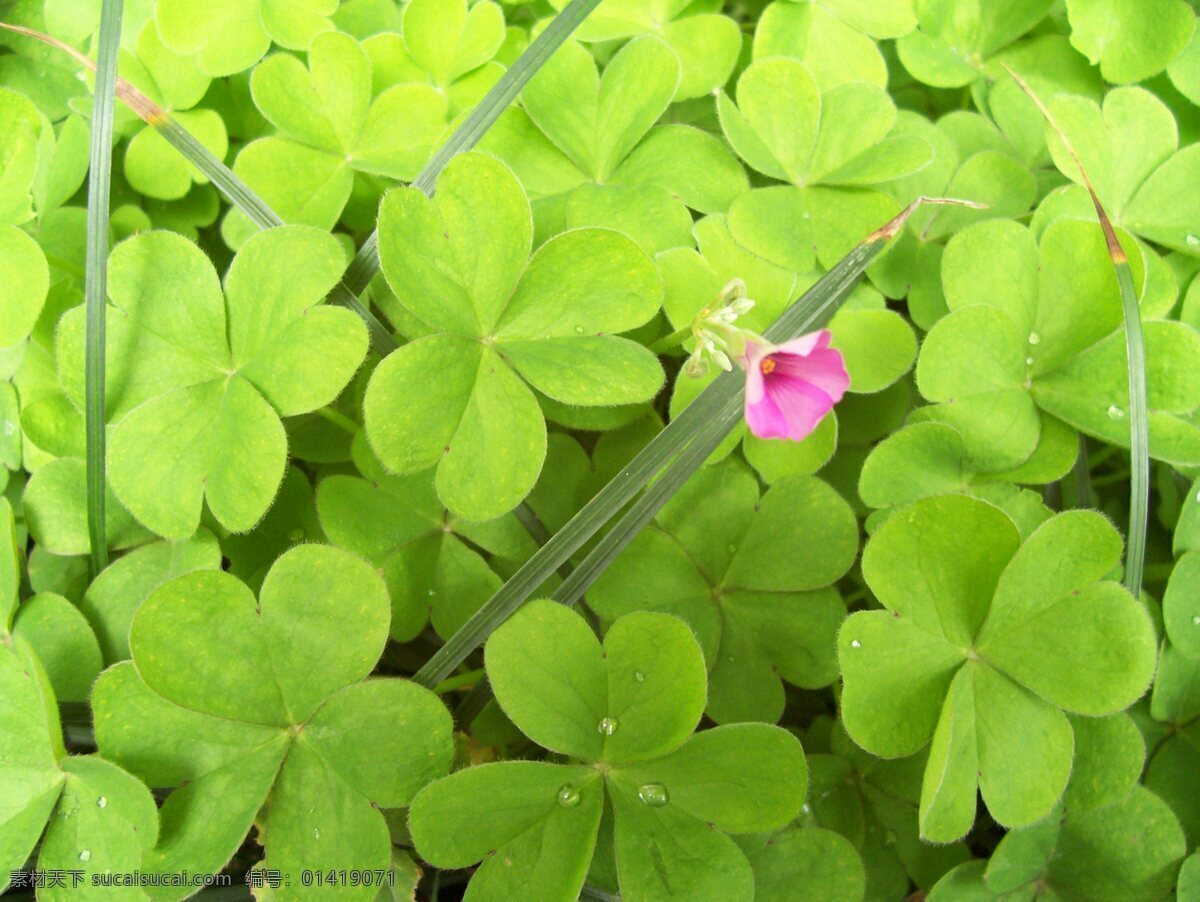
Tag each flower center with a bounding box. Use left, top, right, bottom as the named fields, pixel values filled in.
left=760, top=357, right=776, bottom=375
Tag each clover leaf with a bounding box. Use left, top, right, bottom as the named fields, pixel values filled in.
left=408, top=599, right=808, bottom=901
left=590, top=459, right=858, bottom=723
left=400, top=0, right=506, bottom=93
left=0, top=499, right=161, bottom=897
left=0, top=222, right=49, bottom=349
left=896, top=0, right=1054, bottom=88
left=840, top=496, right=1157, bottom=842
left=860, top=421, right=1071, bottom=527
left=549, top=0, right=742, bottom=99
left=1164, top=552, right=1200, bottom=661
left=483, top=37, right=747, bottom=253
left=930, top=787, right=1186, bottom=901
left=0, top=86, right=42, bottom=225
left=737, top=827, right=867, bottom=902
left=363, top=151, right=663, bottom=521
left=915, top=218, right=1200, bottom=471
left=1046, top=86, right=1200, bottom=256
left=155, top=0, right=339, bottom=77
left=752, top=0, right=890, bottom=89
left=55, top=225, right=368, bottom=539
left=317, top=431, right=535, bottom=640
left=718, top=57, right=930, bottom=272
left=1066, top=0, right=1195, bottom=84
left=93, top=544, right=454, bottom=895
left=121, top=21, right=228, bottom=201
left=226, top=31, right=447, bottom=242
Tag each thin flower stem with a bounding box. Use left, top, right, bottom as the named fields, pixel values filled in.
left=84, top=0, right=123, bottom=578
left=648, top=326, right=693, bottom=354
left=314, top=405, right=359, bottom=436
left=433, top=668, right=485, bottom=695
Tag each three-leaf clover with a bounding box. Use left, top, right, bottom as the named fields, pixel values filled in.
left=408, top=599, right=808, bottom=900
left=392, top=0, right=507, bottom=103
left=55, top=225, right=368, bottom=539
left=1045, top=86, right=1200, bottom=256
left=589, top=459, right=858, bottom=724
left=363, top=151, right=664, bottom=521
left=93, top=544, right=454, bottom=895
left=226, top=31, right=447, bottom=243
left=155, top=0, right=339, bottom=77
left=484, top=36, right=747, bottom=254
left=317, top=432, right=536, bottom=640
left=915, top=218, right=1200, bottom=471
left=839, top=496, right=1157, bottom=842
left=548, top=0, right=742, bottom=99
left=718, top=57, right=931, bottom=272
left=896, top=0, right=1054, bottom=88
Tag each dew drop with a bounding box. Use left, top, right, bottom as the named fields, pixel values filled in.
left=597, top=716, right=619, bottom=736
left=1193, top=615, right=1200, bottom=626
left=313, top=828, right=321, bottom=840
left=96, top=797, right=107, bottom=809
left=1025, top=357, right=1034, bottom=366
left=557, top=784, right=581, bottom=808
left=850, top=639, right=862, bottom=649
left=1188, top=234, right=1200, bottom=247
left=637, top=783, right=669, bottom=807
left=574, top=326, right=585, bottom=334
left=1028, top=332, right=1040, bottom=345
left=633, top=670, right=645, bottom=683
left=1107, top=405, right=1125, bottom=420
left=79, top=850, right=91, bottom=862
left=2, top=421, right=13, bottom=436
left=801, top=802, right=812, bottom=815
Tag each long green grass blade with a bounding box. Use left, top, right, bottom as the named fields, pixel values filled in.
left=83, top=0, right=123, bottom=577
left=340, top=0, right=604, bottom=297
left=414, top=198, right=974, bottom=688
left=1006, top=67, right=1149, bottom=597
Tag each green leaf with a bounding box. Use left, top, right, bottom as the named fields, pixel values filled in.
left=0, top=224, right=49, bottom=348
left=79, top=530, right=221, bottom=663
left=367, top=152, right=662, bottom=519
left=1164, top=552, right=1200, bottom=660
left=409, top=762, right=604, bottom=900
left=402, top=0, right=506, bottom=88
left=95, top=546, right=452, bottom=891
left=485, top=600, right=707, bottom=764
left=88, top=227, right=363, bottom=538
left=1066, top=0, right=1195, bottom=84
left=753, top=0, right=887, bottom=89
left=742, top=827, right=867, bottom=902
left=12, top=593, right=101, bottom=703
left=156, top=0, right=337, bottom=76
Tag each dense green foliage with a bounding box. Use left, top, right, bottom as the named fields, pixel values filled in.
left=1, top=0, right=1199, bottom=898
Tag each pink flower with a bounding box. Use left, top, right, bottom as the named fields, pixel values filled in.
left=741, top=330, right=850, bottom=441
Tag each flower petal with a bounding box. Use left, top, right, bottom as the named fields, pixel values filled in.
left=762, top=375, right=835, bottom=441
left=771, top=347, right=850, bottom=403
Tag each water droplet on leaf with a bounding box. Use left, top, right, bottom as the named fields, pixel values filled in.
left=574, top=326, right=585, bottom=334
left=850, top=639, right=861, bottom=648
left=96, top=797, right=107, bottom=809
left=1025, top=357, right=1034, bottom=366
left=79, top=850, right=91, bottom=862
left=1108, top=405, right=1125, bottom=420
left=597, top=716, right=618, bottom=735
left=1188, top=234, right=1200, bottom=247
left=313, top=828, right=321, bottom=840
left=1193, top=615, right=1200, bottom=626
left=557, top=784, right=581, bottom=808
left=637, top=783, right=669, bottom=807
left=1028, top=332, right=1040, bottom=345
left=633, top=670, right=645, bottom=683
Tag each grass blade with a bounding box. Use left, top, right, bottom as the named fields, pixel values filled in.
left=414, top=197, right=978, bottom=688
left=339, top=0, right=604, bottom=298
left=1006, top=67, right=1149, bottom=598
left=84, top=0, right=123, bottom=576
